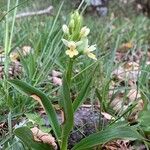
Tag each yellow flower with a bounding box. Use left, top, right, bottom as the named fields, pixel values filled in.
left=80, top=26, right=90, bottom=38
left=62, top=24, right=69, bottom=34
left=62, top=39, right=82, bottom=58
left=84, top=40, right=97, bottom=60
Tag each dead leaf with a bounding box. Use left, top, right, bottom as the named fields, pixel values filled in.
left=103, top=139, right=130, bottom=150
left=113, top=62, right=140, bottom=84
left=52, top=77, right=62, bottom=86
left=22, top=46, right=32, bottom=56
left=10, top=51, right=20, bottom=62
left=110, top=12, right=115, bottom=20
left=30, top=94, right=41, bottom=103
left=124, top=62, right=139, bottom=71
left=127, top=89, right=144, bottom=122
left=122, top=42, right=133, bottom=49
left=118, top=42, right=133, bottom=53
left=110, top=87, right=144, bottom=122
left=30, top=94, right=44, bottom=109
left=127, top=88, right=140, bottom=101
left=110, top=92, right=128, bottom=112
left=31, top=127, right=57, bottom=150
left=52, top=70, right=62, bottom=77
left=101, top=112, right=115, bottom=120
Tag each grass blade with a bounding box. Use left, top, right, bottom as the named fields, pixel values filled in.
left=73, top=65, right=97, bottom=112
left=73, top=74, right=93, bottom=112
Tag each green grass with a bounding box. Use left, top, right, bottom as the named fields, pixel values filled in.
left=0, top=0, right=150, bottom=149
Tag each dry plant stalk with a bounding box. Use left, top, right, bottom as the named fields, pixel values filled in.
left=16, top=5, right=53, bottom=19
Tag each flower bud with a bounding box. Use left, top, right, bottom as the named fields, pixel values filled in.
left=80, top=26, right=90, bottom=38
left=69, top=19, right=75, bottom=31
left=62, top=24, right=69, bottom=34
left=70, top=11, right=82, bottom=30
left=74, top=11, right=82, bottom=26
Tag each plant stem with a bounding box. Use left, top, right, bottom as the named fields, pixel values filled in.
left=66, top=58, right=74, bottom=86
left=61, top=138, right=68, bottom=150
left=60, top=59, right=74, bottom=150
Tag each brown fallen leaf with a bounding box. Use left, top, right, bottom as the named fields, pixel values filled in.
left=102, top=139, right=130, bottom=150
left=31, top=127, right=57, bottom=150
left=122, top=42, right=133, bottom=49
left=110, top=92, right=128, bottom=112
left=52, top=70, right=62, bottom=77
left=127, top=89, right=144, bottom=122
left=101, top=112, right=115, bottom=120
left=52, top=76, right=62, bottom=86
left=147, top=61, right=150, bottom=65
left=22, top=46, right=32, bottom=56
left=118, top=42, right=134, bottom=53
left=110, top=87, right=144, bottom=122
left=124, top=62, right=139, bottom=71
left=30, top=94, right=41, bottom=103
left=30, top=94, right=44, bottom=109
left=113, top=62, right=140, bottom=84
left=110, top=12, right=115, bottom=20
left=10, top=51, right=20, bottom=62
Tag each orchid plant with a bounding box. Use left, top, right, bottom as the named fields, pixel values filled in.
left=7, top=11, right=143, bottom=150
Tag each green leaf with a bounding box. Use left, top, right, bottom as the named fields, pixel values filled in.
left=26, top=114, right=51, bottom=133
left=14, top=127, right=54, bottom=150
left=73, top=71, right=93, bottom=112
left=26, top=113, right=44, bottom=126
left=138, top=110, right=150, bottom=132
left=72, top=126, right=143, bottom=150
left=8, top=79, right=61, bottom=140
left=61, top=75, right=74, bottom=149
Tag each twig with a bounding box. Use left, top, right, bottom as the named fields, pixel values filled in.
left=16, top=5, right=53, bottom=19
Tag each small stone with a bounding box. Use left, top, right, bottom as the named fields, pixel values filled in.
left=91, top=0, right=102, bottom=6
left=96, top=7, right=108, bottom=16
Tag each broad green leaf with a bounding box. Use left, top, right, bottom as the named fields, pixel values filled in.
left=61, top=76, right=74, bottom=149
left=14, top=127, right=53, bottom=150
left=72, top=126, right=143, bottom=150
left=73, top=75, right=92, bottom=112
left=8, top=79, right=61, bottom=140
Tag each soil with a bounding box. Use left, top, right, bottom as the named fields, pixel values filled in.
left=42, top=106, right=109, bottom=149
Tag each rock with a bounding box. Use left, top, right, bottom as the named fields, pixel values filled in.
left=90, top=0, right=109, bottom=16
left=68, top=107, right=101, bottom=148
left=96, top=6, right=108, bottom=16
left=91, top=0, right=103, bottom=6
